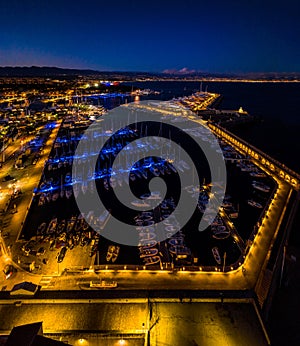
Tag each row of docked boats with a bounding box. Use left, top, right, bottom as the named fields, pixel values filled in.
left=247, top=180, right=271, bottom=209
left=36, top=213, right=100, bottom=251
left=37, top=114, right=194, bottom=210
left=136, top=211, right=161, bottom=266
left=38, top=187, right=73, bottom=206
left=47, top=157, right=73, bottom=171
left=211, top=215, right=231, bottom=240
left=219, top=140, right=268, bottom=179
left=37, top=214, right=87, bottom=236
left=185, top=183, right=232, bottom=240
left=219, top=138, right=272, bottom=218
left=163, top=214, right=191, bottom=260
left=221, top=195, right=239, bottom=219
left=38, top=156, right=191, bottom=202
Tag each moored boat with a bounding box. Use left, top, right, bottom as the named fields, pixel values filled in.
left=252, top=181, right=270, bottom=192
left=79, top=280, right=118, bottom=289
left=89, top=280, right=117, bottom=288
left=212, top=246, right=222, bottom=264
left=111, top=246, right=120, bottom=263
left=47, top=217, right=58, bottom=234
left=250, top=170, right=266, bottom=178
left=57, top=219, right=66, bottom=234
left=37, top=222, right=47, bottom=235
left=144, top=255, right=161, bottom=265
left=247, top=199, right=263, bottom=208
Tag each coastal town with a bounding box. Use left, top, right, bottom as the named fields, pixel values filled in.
left=0, top=75, right=299, bottom=346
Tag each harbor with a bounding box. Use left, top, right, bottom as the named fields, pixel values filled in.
left=11, top=96, right=284, bottom=278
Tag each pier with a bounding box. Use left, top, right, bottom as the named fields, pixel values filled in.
left=208, top=122, right=300, bottom=191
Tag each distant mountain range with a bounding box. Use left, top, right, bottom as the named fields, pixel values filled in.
left=0, top=66, right=101, bottom=77
left=0, top=66, right=299, bottom=80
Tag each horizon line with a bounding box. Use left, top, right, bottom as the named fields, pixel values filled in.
left=0, top=65, right=300, bottom=76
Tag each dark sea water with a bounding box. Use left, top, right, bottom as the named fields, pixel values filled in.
left=127, top=81, right=300, bottom=173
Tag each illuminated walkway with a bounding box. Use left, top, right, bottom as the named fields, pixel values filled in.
left=208, top=123, right=300, bottom=190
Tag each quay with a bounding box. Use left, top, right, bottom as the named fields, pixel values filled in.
left=208, top=122, right=300, bottom=190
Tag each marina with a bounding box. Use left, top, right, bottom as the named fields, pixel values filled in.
left=16, top=98, right=279, bottom=272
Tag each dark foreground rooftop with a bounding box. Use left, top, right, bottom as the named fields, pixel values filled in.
left=0, top=299, right=269, bottom=346
left=4, top=322, right=67, bottom=346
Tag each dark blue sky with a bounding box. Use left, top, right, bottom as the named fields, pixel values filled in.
left=0, top=0, right=299, bottom=73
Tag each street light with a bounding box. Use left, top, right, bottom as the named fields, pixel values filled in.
left=223, top=252, right=227, bottom=272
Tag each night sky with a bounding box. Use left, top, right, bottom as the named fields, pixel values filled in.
left=0, top=0, right=299, bottom=73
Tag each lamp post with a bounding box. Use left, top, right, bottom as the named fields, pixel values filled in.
left=223, top=252, right=227, bottom=272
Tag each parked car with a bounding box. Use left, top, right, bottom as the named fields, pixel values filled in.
left=37, top=247, right=45, bottom=256
left=3, top=174, right=14, bottom=182
left=3, top=264, right=14, bottom=279
left=57, top=247, right=67, bottom=263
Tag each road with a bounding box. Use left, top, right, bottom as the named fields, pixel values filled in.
left=0, top=121, right=62, bottom=289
